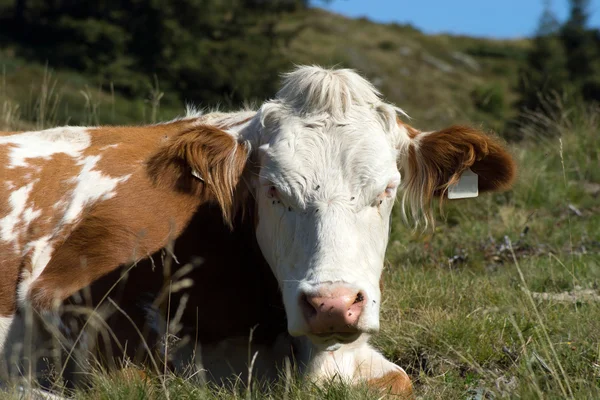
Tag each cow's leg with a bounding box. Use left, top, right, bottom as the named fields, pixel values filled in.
left=0, top=305, right=84, bottom=388
left=11, top=239, right=124, bottom=388
left=297, top=336, right=413, bottom=399
left=0, top=315, right=14, bottom=354
left=0, top=314, right=15, bottom=380
left=361, top=348, right=413, bottom=399
left=0, top=310, right=64, bottom=390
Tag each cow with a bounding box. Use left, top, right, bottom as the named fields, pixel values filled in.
left=0, top=65, right=516, bottom=398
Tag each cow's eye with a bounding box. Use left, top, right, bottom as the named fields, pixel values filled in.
left=375, top=183, right=397, bottom=207
left=267, top=185, right=279, bottom=199
left=384, top=179, right=400, bottom=196
left=384, top=184, right=396, bottom=196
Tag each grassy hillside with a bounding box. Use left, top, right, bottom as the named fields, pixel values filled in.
left=0, top=48, right=183, bottom=132
left=2, top=8, right=529, bottom=133
left=3, top=7, right=600, bottom=400
left=281, top=8, right=530, bottom=132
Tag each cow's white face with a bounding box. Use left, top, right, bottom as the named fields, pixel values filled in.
left=250, top=96, right=404, bottom=350
left=238, top=66, right=515, bottom=351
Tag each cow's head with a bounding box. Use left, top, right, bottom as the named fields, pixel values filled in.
left=239, top=66, right=515, bottom=350
left=150, top=66, right=516, bottom=351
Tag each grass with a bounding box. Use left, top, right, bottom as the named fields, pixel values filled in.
left=0, top=48, right=182, bottom=130
left=376, top=102, right=600, bottom=399
left=3, top=95, right=599, bottom=400
left=1, top=21, right=599, bottom=399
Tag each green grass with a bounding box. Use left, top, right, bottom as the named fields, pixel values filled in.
left=375, top=103, right=600, bottom=399
left=3, top=95, right=599, bottom=400
left=0, top=48, right=183, bottom=130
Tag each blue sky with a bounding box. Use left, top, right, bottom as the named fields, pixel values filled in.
left=316, top=0, right=600, bottom=39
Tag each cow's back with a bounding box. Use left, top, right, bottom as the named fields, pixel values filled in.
left=0, top=122, right=194, bottom=314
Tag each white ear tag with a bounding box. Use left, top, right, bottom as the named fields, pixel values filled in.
left=448, top=168, right=478, bottom=199
left=191, top=169, right=204, bottom=182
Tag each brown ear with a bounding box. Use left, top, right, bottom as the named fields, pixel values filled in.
left=400, top=125, right=516, bottom=226
left=146, top=125, right=249, bottom=227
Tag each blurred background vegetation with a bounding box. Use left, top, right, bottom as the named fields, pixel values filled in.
left=0, top=0, right=598, bottom=139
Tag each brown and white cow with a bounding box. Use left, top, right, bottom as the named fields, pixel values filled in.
left=0, top=65, right=515, bottom=397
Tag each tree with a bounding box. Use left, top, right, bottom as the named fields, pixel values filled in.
left=505, top=0, right=571, bottom=140
left=513, top=1, right=569, bottom=113
left=559, top=0, right=600, bottom=101
left=0, top=0, right=309, bottom=108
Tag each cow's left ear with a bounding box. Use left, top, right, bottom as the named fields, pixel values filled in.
left=399, top=125, right=516, bottom=226
left=146, top=125, right=249, bottom=227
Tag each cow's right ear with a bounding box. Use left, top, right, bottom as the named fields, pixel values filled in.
left=146, top=125, right=249, bottom=227
left=398, top=124, right=516, bottom=227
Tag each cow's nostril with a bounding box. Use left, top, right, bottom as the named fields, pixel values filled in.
left=354, top=291, right=365, bottom=304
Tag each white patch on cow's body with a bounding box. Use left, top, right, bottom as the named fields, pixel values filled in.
left=303, top=338, right=405, bottom=385
left=0, top=315, right=13, bottom=354
left=62, top=155, right=131, bottom=224
left=0, top=127, right=91, bottom=168
left=17, top=236, right=54, bottom=306
left=23, top=207, right=41, bottom=225
left=100, top=144, right=119, bottom=151
left=0, top=183, right=34, bottom=245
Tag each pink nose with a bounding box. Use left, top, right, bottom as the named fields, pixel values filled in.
left=301, top=287, right=366, bottom=335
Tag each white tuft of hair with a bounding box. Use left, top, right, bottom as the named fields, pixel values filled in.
left=185, top=104, right=206, bottom=119
left=275, top=65, right=386, bottom=119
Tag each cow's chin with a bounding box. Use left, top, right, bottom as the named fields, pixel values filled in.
left=305, top=332, right=362, bottom=351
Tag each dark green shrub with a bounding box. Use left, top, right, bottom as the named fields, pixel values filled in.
left=377, top=40, right=396, bottom=51
left=471, top=83, right=505, bottom=118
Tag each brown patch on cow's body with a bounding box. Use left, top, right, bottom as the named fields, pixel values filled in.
left=146, top=125, right=249, bottom=228
left=0, top=263, right=19, bottom=316
left=0, top=145, right=84, bottom=314
left=28, top=174, right=204, bottom=308
left=368, top=370, right=414, bottom=399
left=0, top=138, right=18, bottom=315
left=1, top=119, right=249, bottom=313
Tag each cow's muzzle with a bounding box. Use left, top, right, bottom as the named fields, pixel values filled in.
left=299, top=284, right=366, bottom=338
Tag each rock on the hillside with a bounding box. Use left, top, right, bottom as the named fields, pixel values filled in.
left=398, top=46, right=413, bottom=56
left=582, top=181, right=600, bottom=197
left=450, top=51, right=480, bottom=72
left=421, top=52, right=454, bottom=73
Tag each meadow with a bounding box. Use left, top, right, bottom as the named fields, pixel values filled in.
left=1, top=20, right=599, bottom=399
